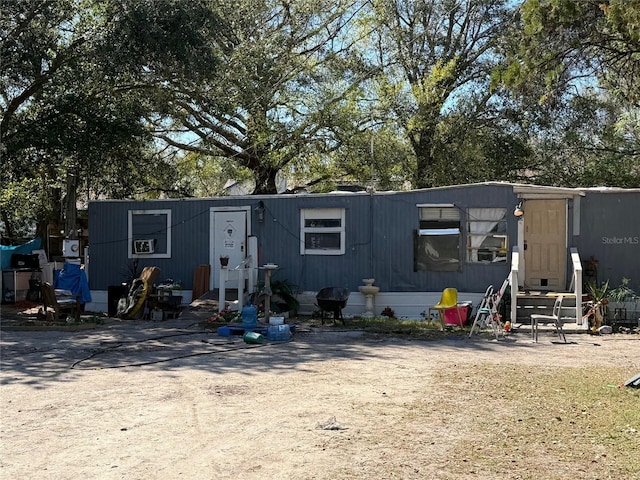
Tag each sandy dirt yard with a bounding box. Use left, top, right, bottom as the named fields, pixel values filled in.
left=1, top=315, right=639, bottom=480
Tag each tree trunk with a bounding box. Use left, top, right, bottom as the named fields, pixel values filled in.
left=253, top=166, right=279, bottom=194
left=409, top=119, right=438, bottom=189
left=0, top=209, right=16, bottom=241
left=64, top=169, right=78, bottom=239
left=44, top=184, right=63, bottom=257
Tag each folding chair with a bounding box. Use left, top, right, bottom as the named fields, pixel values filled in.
left=531, top=295, right=566, bottom=343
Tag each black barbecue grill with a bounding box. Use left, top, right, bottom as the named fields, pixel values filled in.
left=316, top=287, right=350, bottom=324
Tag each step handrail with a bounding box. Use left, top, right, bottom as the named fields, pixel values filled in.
left=569, top=247, right=583, bottom=326
left=510, top=246, right=519, bottom=325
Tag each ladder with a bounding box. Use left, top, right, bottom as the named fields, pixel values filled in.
left=469, top=278, right=510, bottom=340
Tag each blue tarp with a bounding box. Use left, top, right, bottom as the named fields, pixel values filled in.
left=0, top=238, right=43, bottom=270
left=55, top=262, right=92, bottom=304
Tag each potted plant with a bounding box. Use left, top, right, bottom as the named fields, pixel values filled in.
left=584, top=281, right=609, bottom=333
left=607, top=278, right=638, bottom=324
left=381, top=306, right=396, bottom=319
left=251, top=277, right=300, bottom=315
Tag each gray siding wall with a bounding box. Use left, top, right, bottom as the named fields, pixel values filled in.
left=369, top=185, right=517, bottom=293
left=573, top=191, right=640, bottom=285
left=88, top=184, right=520, bottom=294
left=89, top=197, right=248, bottom=289
left=254, top=193, right=372, bottom=293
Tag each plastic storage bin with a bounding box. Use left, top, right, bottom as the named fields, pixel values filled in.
left=267, top=324, right=291, bottom=341
left=269, top=316, right=284, bottom=325
left=443, top=302, right=472, bottom=326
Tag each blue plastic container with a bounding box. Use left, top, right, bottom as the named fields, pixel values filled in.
left=241, top=304, right=258, bottom=331
left=267, top=324, right=291, bottom=341
left=217, top=326, right=231, bottom=337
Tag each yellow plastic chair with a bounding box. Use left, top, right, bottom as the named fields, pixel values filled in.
left=429, top=288, right=464, bottom=329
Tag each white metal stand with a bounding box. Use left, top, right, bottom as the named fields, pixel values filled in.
left=217, top=256, right=257, bottom=313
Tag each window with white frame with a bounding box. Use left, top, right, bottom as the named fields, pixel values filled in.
left=128, top=209, right=172, bottom=259
left=415, top=205, right=460, bottom=271
left=300, top=208, right=345, bottom=255
left=466, top=208, right=508, bottom=263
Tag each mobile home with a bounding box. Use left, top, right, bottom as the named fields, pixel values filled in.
left=86, top=182, right=640, bottom=320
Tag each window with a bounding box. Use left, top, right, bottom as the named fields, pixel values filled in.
left=415, top=205, right=460, bottom=271
left=300, top=208, right=345, bottom=255
left=467, top=208, right=508, bottom=263
left=128, top=209, right=172, bottom=259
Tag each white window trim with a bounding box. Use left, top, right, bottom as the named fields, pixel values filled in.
left=466, top=207, right=508, bottom=263
left=300, top=208, right=346, bottom=255
left=128, top=209, right=172, bottom=259
left=415, top=205, right=461, bottom=271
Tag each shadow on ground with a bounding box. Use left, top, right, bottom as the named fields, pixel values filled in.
left=0, top=301, right=593, bottom=390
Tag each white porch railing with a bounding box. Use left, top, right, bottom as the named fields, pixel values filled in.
left=569, top=247, right=584, bottom=326
left=218, top=256, right=257, bottom=312
left=510, top=246, right=520, bottom=324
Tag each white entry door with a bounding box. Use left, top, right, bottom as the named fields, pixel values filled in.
left=210, top=209, right=247, bottom=289
left=523, top=199, right=567, bottom=290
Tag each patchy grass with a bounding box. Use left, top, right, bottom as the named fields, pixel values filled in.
left=359, top=317, right=450, bottom=338
left=318, top=316, right=473, bottom=340
left=429, top=365, right=640, bottom=479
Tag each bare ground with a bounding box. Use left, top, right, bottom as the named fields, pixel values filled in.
left=1, top=313, right=639, bottom=480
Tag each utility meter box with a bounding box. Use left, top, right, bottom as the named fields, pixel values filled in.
left=62, top=239, right=80, bottom=257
